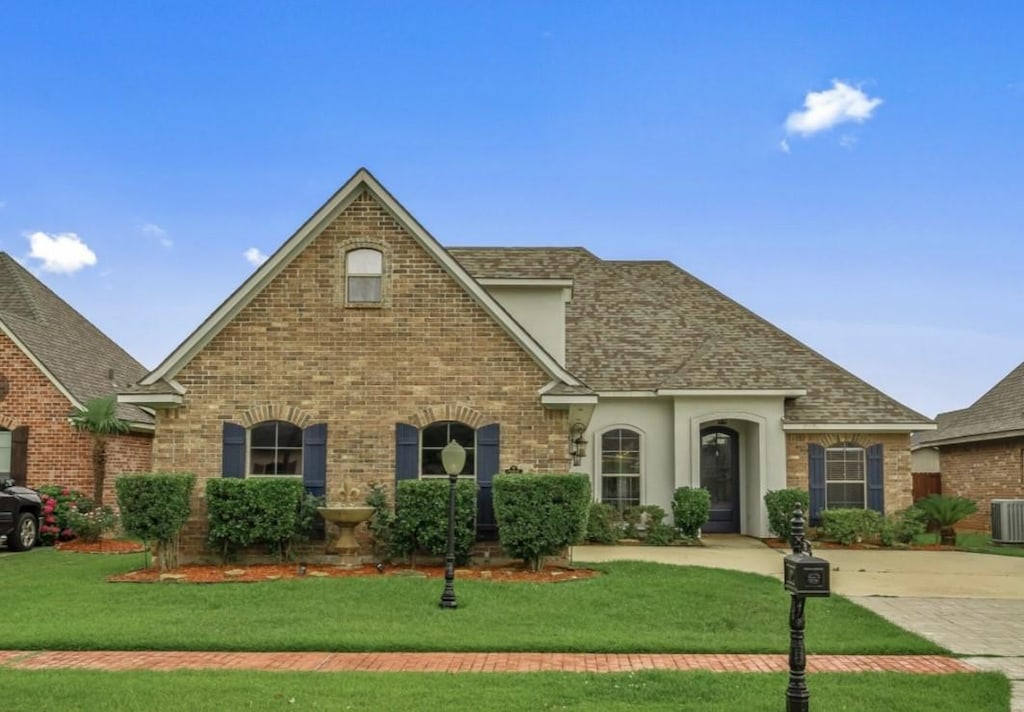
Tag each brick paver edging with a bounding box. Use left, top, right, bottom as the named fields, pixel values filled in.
left=0, top=651, right=975, bottom=675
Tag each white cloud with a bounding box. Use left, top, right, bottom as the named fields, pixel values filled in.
left=785, top=80, right=882, bottom=136
left=139, top=222, right=173, bottom=248
left=25, top=232, right=98, bottom=274
left=839, top=134, right=858, bottom=149
left=244, top=247, right=268, bottom=266
left=779, top=139, right=790, bottom=153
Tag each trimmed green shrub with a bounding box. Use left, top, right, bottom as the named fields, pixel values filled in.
left=820, top=508, right=883, bottom=545
left=672, top=487, right=711, bottom=538
left=67, top=504, right=117, bottom=543
left=643, top=521, right=677, bottom=546
left=880, top=506, right=928, bottom=547
left=764, top=489, right=810, bottom=540
left=622, top=504, right=669, bottom=539
left=585, top=502, right=621, bottom=544
left=493, top=473, right=591, bottom=571
left=365, top=482, right=397, bottom=562
left=393, top=479, right=477, bottom=565
left=116, top=473, right=195, bottom=570
left=206, top=478, right=316, bottom=562
left=914, top=494, right=978, bottom=546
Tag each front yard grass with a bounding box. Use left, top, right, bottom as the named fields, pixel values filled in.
left=4, top=550, right=942, bottom=654
left=914, top=531, right=1024, bottom=557
left=0, top=669, right=1008, bottom=711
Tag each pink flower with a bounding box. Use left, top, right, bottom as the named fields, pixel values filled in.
left=62, top=488, right=70, bottom=495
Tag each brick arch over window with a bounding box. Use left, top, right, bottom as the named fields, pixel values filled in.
left=405, top=404, right=495, bottom=430
left=238, top=404, right=317, bottom=429
left=337, top=238, right=392, bottom=307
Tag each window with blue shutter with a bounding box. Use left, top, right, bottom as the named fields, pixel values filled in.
left=302, top=423, right=327, bottom=497
left=476, top=424, right=500, bottom=540
left=222, top=422, right=246, bottom=478
left=395, top=423, right=419, bottom=483
left=808, top=443, right=825, bottom=524
left=866, top=443, right=884, bottom=514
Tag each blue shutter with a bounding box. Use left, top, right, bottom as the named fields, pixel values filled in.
left=11, top=426, right=28, bottom=487
left=808, top=443, right=825, bottom=524
left=476, top=423, right=500, bottom=540
left=303, top=423, right=327, bottom=497
left=395, top=423, right=419, bottom=483
left=222, top=422, right=246, bottom=478
left=866, top=443, right=884, bottom=514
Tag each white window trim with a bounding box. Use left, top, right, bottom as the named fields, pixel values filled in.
left=824, top=444, right=867, bottom=509
left=246, top=421, right=304, bottom=479
left=597, top=424, right=645, bottom=508
left=345, top=247, right=385, bottom=305
left=0, top=429, right=11, bottom=475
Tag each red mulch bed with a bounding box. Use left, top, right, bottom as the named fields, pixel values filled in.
left=54, top=539, right=147, bottom=554
left=108, top=563, right=600, bottom=584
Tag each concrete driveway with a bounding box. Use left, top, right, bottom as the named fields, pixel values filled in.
left=574, top=536, right=1024, bottom=599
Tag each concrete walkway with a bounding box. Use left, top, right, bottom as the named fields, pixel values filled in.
left=0, top=649, right=974, bottom=675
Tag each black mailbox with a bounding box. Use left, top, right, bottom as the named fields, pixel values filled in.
left=784, top=553, right=831, bottom=597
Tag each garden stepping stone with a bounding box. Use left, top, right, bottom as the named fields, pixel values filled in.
left=224, top=569, right=246, bottom=579
left=160, top=573, right=187, bottom=583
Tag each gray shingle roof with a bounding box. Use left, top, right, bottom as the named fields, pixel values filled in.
left=916, top=363, right=1024, bottom=445
left=0, top=253, right=153, bottom=425
left=450, top=247, right=930, bottom=426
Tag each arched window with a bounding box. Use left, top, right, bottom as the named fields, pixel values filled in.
left=249, top=420, right=303, bottom=476
left=600, top=427, right=641, bottom=509
left=421, top=420, right=475, bottom=476
left=346, top=248, right=383, bottom=304
left=825, top=443, right=866, bottom=508
left=0, top=428, right=10, bottom=476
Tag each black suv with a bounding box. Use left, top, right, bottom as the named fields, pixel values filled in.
left=0, top=478, right=41, bottom=551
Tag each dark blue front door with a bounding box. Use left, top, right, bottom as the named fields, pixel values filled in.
left=700, top=426, right=740, bottom=533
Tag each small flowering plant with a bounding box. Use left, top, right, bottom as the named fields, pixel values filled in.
left=67, top=504, right=118, bottom=543
left=36, top=485, right=91, bottom=545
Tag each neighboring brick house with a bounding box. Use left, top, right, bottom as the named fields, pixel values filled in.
left=0, top=253, right=154, bottom=500
left=120, top=168, right=932, bottom=557
left=914, top=362, right=1024, bottom=531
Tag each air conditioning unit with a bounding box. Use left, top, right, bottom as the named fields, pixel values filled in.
left=991, top=500, right=1024, bottom=544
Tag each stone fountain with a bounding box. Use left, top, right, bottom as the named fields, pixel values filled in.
left=317, top=479, right=374, bottom=563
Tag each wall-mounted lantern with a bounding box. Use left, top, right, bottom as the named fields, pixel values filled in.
left=569, top=422, right=588, bottom=466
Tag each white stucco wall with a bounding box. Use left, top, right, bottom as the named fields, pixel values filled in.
left=911, top=447, right=940, bottom=473
left=573, top=394, right=788, bottom=537
left=485, top=285, right=569, bottom=365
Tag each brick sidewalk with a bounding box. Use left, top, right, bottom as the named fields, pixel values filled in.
left=0, top=650, right=975, bottom=674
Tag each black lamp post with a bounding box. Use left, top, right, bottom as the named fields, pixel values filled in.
left=439, top=439, right=466, bottom=609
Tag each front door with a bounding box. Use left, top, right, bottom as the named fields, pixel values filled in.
left=700, top=426, right=740, bottom=533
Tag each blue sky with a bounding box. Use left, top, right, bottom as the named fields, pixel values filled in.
left=1, top=2, right=1021, bottom=418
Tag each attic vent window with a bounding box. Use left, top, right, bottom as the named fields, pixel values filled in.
left=346, top=248, right=383, bottom=304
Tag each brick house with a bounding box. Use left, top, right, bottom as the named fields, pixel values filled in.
left=0, top=253, right=153, bottom=499
left=914, top=362, right=1024, bottom=531
left=119, top=168, right=932, bottom=556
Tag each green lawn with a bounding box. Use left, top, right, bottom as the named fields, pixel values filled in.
left=0, top=669, right=1008, bottom=711
left=915, top=532, right=1024, bottom=557
left=3, top=549, right=942, bottom=654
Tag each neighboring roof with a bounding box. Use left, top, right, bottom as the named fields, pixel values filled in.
left=0, top=253, right=154, bottom=426
left=917, top=363, right=1024, bottom=446
left=451, top=248, right=932, bottom=427
left=138, top=169, right=585, bottom=392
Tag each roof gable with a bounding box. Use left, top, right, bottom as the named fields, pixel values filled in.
left=141, top=169, right=582, bottom=389
left=918, top=362, right=1024, bottom=445
left=0, top=253, right=153, bottom=425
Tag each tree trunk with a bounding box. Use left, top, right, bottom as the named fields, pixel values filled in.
left=939, top=527, right=956, bottom=546
left=92, top=437, right=107, bottom=506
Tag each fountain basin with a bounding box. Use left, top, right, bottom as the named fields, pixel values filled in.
left=317, top=506, right=375, bottom=552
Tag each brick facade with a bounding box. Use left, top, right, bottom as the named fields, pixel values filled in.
left=150, top=190, right=569, bottom=558
left=786, top=432, right=913, bottom=514
left=939, top=437, right=1024, bottom=531
left=0, top=331, right=152, bottom=497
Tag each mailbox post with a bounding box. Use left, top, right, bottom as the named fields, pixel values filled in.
left=783, top=504, right=830, bottom=712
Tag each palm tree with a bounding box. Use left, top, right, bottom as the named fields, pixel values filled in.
left=70, top=395, right=130, bottom=506
left=915, top=494, right=978, bottom=546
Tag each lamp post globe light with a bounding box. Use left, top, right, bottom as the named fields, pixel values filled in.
left=439, top=439, right=466, bottom=609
